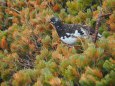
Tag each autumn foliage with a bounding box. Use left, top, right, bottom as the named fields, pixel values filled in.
left=0, top=0, right=115, bottom=86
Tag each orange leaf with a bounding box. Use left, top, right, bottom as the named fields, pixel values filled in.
left=49, top=77, right=61, bottom=86
left=53, top=4, right=60, bottom=12
left=93, top=11, right=99, bottom=19
left=36, top=0, right=41, bottom=5
left=52, top=51, right=62, bottom=60
left=12, top=12, right=19, bottom=17
left=12, top=18, right=19, bottom=23
left=93, top=69, right=103, bottom=78
left=0, top=36, right=8, bottom=49
left=110, top=23, right=115, bottom=31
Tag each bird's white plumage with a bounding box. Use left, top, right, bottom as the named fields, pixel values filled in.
left=61, top=29, right=82, bottom=44
left=74, top=28, right=87, bottom=37
left=60, top=36, right=77, bottom=45
left=61, top=28, right=90, bottom=44
left=98, top=33, right=102, bottom=38
left=66, top=33, right=71, bottom=35
left=81, top=28, right=87, bottom=35
left=73, top=30, right=82, bottom=37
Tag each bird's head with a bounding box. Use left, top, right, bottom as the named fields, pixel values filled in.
left=49, top=17, right=62, bottom=27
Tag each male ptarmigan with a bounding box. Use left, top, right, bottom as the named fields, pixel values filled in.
left=50, top=17, right=101, bottom=45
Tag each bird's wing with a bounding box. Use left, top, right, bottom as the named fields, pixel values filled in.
left=62, top=24, right=81, bottom=33
left=63, top=24, right=92, bottom=38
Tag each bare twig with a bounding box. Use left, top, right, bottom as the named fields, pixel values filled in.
left=93, top=12, right=111, bottom=42
left=94, top=8, right=102, bottom=43
left=101, top=13, right=111, bottom=17
left=10, top=7, right=20, bottom=14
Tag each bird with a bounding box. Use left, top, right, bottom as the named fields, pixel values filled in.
left=49, top=17, right=101, bottom=45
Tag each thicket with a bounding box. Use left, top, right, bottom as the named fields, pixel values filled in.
left=0, top=0, right=115, bottom=86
